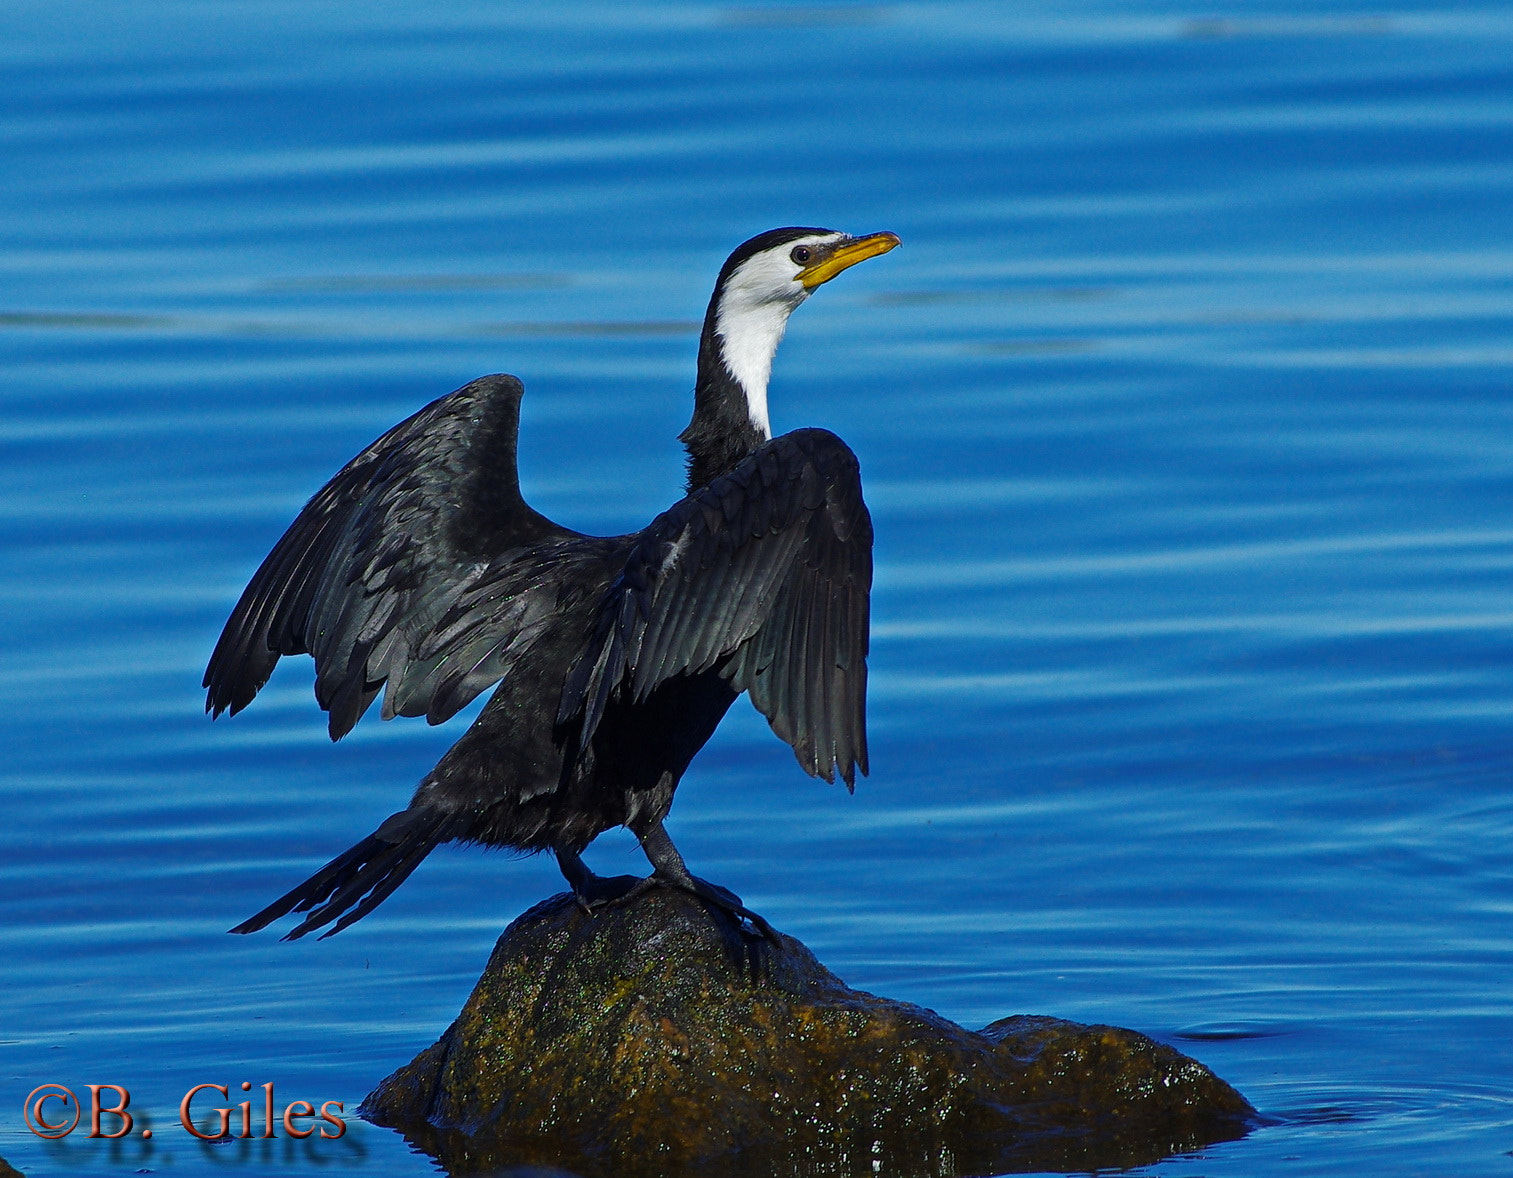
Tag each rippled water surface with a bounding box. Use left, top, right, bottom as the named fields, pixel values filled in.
left=3, top=2, right=1512, bottom=1174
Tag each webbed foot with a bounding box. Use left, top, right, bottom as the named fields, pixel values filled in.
left=571, top=870, right=776, bottom=943
left=631, top=820, right=778, bottom=945
left=667, top=873, right=776, bottom=943
left=556, top=828, right=779, bottom=957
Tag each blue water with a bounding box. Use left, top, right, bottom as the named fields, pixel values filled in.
left=3, top=2, right=1512, bottom=1174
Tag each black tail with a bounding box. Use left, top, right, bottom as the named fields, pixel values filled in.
left=230, top=809, right=461, bottom=940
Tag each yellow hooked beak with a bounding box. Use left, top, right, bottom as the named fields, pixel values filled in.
left=798, top=231, right=901, bottom=289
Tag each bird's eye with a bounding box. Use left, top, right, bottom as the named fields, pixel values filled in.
left=790, top=246, right=813, bottom=265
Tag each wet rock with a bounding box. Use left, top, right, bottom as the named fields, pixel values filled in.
left=364, top=890, right=1253, bottom=1177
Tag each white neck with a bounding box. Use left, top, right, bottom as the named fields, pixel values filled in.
left=714, top=302, right=794, bottom=440
left=712, top=257, right=814, bottom=441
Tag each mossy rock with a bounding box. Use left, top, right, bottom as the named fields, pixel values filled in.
left=364, top=890, right=1253, bottom=1176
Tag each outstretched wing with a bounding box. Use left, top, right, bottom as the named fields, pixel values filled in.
left=204, top=373, right=569, bottom=739
left=560, top=427, right=872, bottom=786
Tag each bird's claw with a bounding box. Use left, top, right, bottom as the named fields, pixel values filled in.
left=573, top=872, right=777, bottom=944
left=671, top=874, right=779, bottom=944
left=569, top=872, right=648, bottom=913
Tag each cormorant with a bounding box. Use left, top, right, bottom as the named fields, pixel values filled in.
left=206, top=226, right=898, bottom=940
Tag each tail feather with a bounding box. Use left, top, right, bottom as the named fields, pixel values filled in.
left=230, top=809, right=460, bottom=941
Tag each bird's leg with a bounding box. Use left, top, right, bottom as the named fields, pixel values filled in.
left=554, top=848, right=642, bottom=911
left=631, top=820, right=777, bottom=942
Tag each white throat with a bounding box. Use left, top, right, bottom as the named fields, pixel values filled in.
left=714, top=295, right=802, bottom=440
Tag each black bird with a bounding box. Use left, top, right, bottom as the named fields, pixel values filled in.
left=207, top=226, right=898, bottom=940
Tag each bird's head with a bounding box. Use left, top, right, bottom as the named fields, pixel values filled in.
left=703, top=227, right=900, bottom=439
left=715, top=227, right=902, bottom=309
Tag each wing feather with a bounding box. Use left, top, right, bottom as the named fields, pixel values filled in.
left=560, top=428, right=872, bottom=786
left=204, top=374, right=575, bottom=738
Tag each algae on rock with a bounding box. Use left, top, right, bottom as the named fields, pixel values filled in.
left=364, top=890, right=1253, bottom=1176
